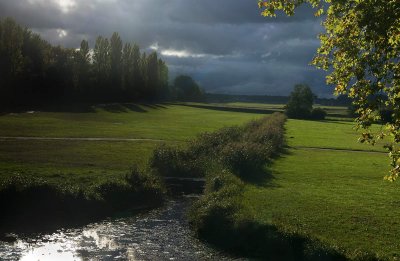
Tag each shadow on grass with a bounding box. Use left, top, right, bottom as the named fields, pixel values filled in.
left=238, top=148, right=293, bottom=188
left=99, top=103, right=148, bottom=113
left=139, top=103, right=168, bottom=109
left=174, top=103, right=278, bottom=114
left=197, top=214, right=348, bottom=261
left=235, top=166, right=278, bottom=188
left=0, top=102, right=171, bottom=115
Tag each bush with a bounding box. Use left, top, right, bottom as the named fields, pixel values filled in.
left=0, top=169, right=164, bottom=233
left=244, top=113, right=286, bottom=152
left=220, top=142, right=269, bottom=178
left=310, top=107, right=327, bottom=120
left=189, top=126, right=243, bottom=157
left=150, top=144, right=205, bottom=177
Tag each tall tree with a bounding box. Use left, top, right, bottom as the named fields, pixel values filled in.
left=110, top=32, right=122, bottom=93
left=259, top=0, right=400, bottom=180
left=122, top=43, right=134, bottom=96
left=131, top=43, right=142, bottom=97
left=158, top=59, right=169, bottom=97
left=74, top=39, right=91, bottom=96
left=146, top=52, right=159, bottom=98
left=285, top=84, right=314, bottom=119
left=93, top=36, right=111, bottom=97
left=139, top=52, right=148, bottom=98
left=0, top=17, right=24, bottom=104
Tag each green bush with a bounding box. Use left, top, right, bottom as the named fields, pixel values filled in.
left=150, top=144, right=205, bottom=177
left=189, top=126, right=243, bottom=157
left=0, top=169, right=164, bottom=234
left=220, top=142, right=269, bottom=177
left=310, top=107, right=327, bottom=120
left=245, top=113, right=286, bottom=152
left=150, top=113, right=286, bottom=179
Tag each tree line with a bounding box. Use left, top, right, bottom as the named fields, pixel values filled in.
left=0, top=17, right=169, bottom=109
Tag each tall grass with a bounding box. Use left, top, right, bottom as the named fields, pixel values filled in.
left=0, top=167, right=164, bottom=234
left=150, top=112, right=287, bottom=179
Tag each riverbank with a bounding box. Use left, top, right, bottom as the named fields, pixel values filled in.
left=149, top=112, right=340, bottom=259
left=0, top=167, right=164, bottom=236
left=0, top=197, right=245, bottom=261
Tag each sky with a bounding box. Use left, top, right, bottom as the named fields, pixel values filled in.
left=0, top=0, right=334, bottom=97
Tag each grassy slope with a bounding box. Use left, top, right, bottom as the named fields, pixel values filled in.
left=242, top=117, right=400, bottom=259
left=0, top=104, right=262, bottom=185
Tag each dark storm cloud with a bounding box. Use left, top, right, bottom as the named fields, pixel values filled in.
left=0, top=0, right=331, bottom=96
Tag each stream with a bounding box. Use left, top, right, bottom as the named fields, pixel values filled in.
left=0, top=196, right=246, bottom=261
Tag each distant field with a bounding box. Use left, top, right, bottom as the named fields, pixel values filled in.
left=180, top=102, right=350, bottom=119
left=0, top=103, right=262, bottom=185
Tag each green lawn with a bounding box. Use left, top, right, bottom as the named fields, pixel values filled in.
left=240, top=117, right=399, bottom=259
left=0, top=104, right=262, bottom=140
left=286, top=119, right=387, bottom=152
left=2, top=102, right=398, bottom=258
left=0, top=103, right=262, bottom=185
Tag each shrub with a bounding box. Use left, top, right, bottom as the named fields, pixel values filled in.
left=189, top=126, right=243, bottom=157
left=150, top=144, right=205, bottom=177
left=0, top=170, right=164, bottom=233
left=310, top=107, right=327, bottom=120
left=245, top=113, right=286, bottom=152
left=220, top=142, right=269, bottom=178
left=125, top=166, right=164, bottom=193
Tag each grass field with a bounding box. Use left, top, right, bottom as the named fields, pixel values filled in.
left=238, top=116, right=399, bottom=259
left=1, top=101, right=399, bottom=258
left=0, top=103, right=262, bottom=185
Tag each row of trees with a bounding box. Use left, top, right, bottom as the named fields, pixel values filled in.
left=0, top=17, right=169, bottom=108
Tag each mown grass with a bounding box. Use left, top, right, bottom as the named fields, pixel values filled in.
left=242, top=149, right=400, bottom=259
left=286, top=119, right=387, bottom=152
left=0, top=103, right=262, bottom=186
left=0, top=103, right=262, bottom=140
left=237, top=117, right=400, bottom=259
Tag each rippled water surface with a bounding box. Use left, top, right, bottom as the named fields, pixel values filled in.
left=0, top=197, right=246, bottom=261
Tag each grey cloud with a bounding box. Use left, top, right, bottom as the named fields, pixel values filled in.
left=0, top=0, right=331, bottom=97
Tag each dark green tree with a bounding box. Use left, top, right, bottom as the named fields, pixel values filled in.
left=174, top=75, right=203, bottom=101
left=285, top=84, right=314, bottom=119
left=146, top=52, right=159, bottom=98
left=74, top=39, right=91, bottom=96
left=110, top=32, right=122, bottom=93
left=93, top=36, right=111, bottom=98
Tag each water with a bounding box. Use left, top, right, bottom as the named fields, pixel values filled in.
left=0, top=196, right=246, bottom=261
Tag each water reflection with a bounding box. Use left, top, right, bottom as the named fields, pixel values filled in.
left=0, top=197, right=245, bottom=261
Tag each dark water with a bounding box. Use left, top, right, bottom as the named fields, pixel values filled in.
left=0, top=196, right=246, bottom=261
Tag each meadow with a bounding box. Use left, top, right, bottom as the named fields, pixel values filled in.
left=1, top=101, right=399, bottom=259
left=0, top=103, right=262, bottom=185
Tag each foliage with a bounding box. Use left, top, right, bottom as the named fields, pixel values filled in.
left=285, top=84, right=315, bottom=119
left=310, top=107, right=327, bottom=120
left=150, top=144, right=206, bottom=178
left=0, top=17, right=169, bottom=109
left=0, top=168, right=164, bottom=233
left=258, top=0, right=400, bottom=180
left=173, top=75, right=204, bottom=101
left=150, top=113, right=286, bottom=180
left=220, top=142, right=269, bottom=177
